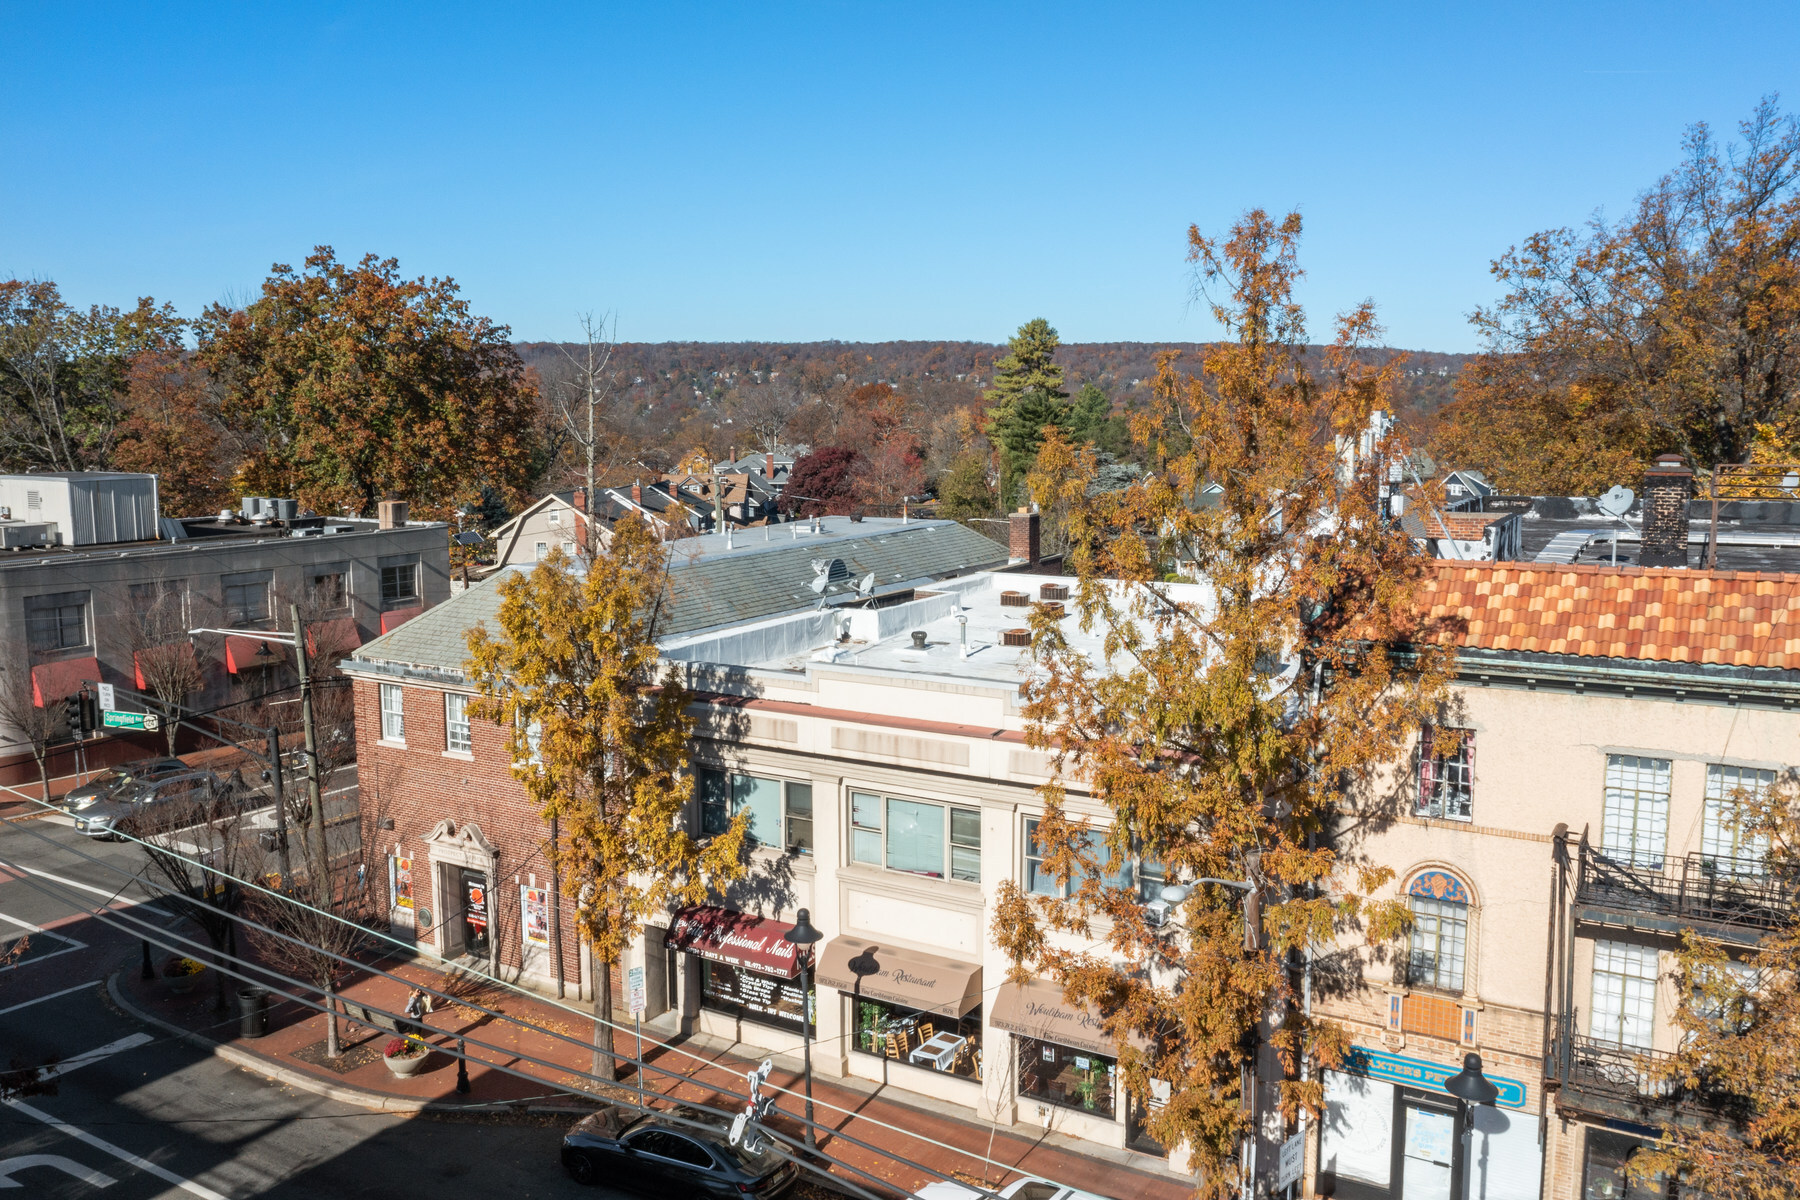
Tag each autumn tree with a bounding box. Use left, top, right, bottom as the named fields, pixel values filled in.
left=851, top=436, right=926, bottom=510
left=1435, top=98, right=1800, bottom=492
left=1631, top=780, right=1800, bottom=1197
left=195, top=248, right=541, bottom=519
left=985, top=318, right=1070, bottom=504
left=781, top=446, right=861, bottom=516
left=0, top=670, right=66, bottom=805
left=464, top=517, right=749, bottom=1081
left=0, top=279, right=184, bottom=473
left=727, top=377, right=804, bottom=454
left=934, top=450, right=996, bottom=523
left=127, top=576, right=205, bottom=755
left=110, top=350, right=237, bottom=517
left=992, top=211, right=1451, bottom=1198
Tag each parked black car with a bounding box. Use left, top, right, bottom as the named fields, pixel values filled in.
left=560, top=1104, right=799, bottom=1197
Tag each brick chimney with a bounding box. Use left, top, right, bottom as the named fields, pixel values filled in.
left=377, top=499, right=408, bottom=529
left=631, top=479, right=642, bottom=506
left=1640, top=454, right=1693, bottom=567
left=1009, top=507, right=1040, bottom=566
left=572, top=487, right=586, bottom=512
left=765, top=451, right=775, bottom=480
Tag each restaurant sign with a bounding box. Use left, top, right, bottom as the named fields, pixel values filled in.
left=667, top=905, right=803, bottom=979
left=1342, top=1045, right=1528, bottom=1110
left=990, top=979, right=1112, bottom=1056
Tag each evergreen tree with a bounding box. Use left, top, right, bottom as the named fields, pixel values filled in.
left=1065, top=381, right=1113, bottom=446
left=985, top=319, right=1069, bottom=504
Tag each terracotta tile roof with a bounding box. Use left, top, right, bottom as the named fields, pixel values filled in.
left=1418, top=562, right=1800, bottom=669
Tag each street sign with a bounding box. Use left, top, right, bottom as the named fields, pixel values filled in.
left=626, top=965, right=647, bottom=1016
left=96, top=683, right=115, bottom=711
left=101, top=710, right=161, bottom=731
left=1277, top=1130, right=1304, bottom=1190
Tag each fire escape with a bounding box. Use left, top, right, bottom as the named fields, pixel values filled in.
left=1545, top=834, right=1790, bottom=1127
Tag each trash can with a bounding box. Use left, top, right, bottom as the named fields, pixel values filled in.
left=237, top=987, right=270, bottom=1038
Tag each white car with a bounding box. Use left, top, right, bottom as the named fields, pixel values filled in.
left=912, top=1178, right=1112, bottom=1200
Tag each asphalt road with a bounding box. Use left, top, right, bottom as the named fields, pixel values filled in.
left=0, top=783, right=627, bottom=1200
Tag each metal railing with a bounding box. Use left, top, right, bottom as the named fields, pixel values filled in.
left=1575, top=844, right=1792, bottom=938
left=1547, top=1014, right=1743, bottom=1124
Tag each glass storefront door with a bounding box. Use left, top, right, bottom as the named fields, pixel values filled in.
left=1399, top=1098, right=1457, bottom=1200
left=460, top=867, right=490, bottom=959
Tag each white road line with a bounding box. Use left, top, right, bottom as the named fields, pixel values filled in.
left=39, top=1033, right=155, bottom=1080
left=0, top=911, right=86, bottom=971
left=0, top=979, right=100, bottom=1017
left=1, top=863, right=146, bottom=906
left=4, top=1098, right=229, bottom=1200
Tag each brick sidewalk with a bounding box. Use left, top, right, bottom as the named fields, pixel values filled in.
left=114, top=950, right=1194, bottom=1200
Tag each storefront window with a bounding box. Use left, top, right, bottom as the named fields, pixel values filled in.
left=700, top=960, right=813, bottom=1036
left=853, top=996, right=981, bottom=1078
left=1582, top=1129, right=1673, bottom=1199
left=1016, top=1036, right=1116, bottom=1119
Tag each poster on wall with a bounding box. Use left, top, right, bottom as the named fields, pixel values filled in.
left=391, top=856, right=414, bottom=909
left=521, top=886, right=550, bottom=947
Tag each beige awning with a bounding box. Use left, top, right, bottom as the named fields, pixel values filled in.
left=816, top=936, right=982, bottom=1018
left=990, top=978, right=1119, bottom=1057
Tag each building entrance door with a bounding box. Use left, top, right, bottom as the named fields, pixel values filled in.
left=460, top=868, right=490, bottom=959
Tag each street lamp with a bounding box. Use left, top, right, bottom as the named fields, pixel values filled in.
left=1446, top=1051, right=1499, bottom=1180
left=781, top=908, right=824, bottom=1150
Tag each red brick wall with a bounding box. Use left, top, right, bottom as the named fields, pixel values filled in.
left=354, top=677, right=590, bottom=993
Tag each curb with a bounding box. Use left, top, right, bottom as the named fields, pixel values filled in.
left=104, top=970, right=519, bottom=1116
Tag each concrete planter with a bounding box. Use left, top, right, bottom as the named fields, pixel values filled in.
left=384, top=1049, right=430, bottom=1077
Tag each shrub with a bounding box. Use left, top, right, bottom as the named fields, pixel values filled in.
left=163, top=957, right=205, bottom=978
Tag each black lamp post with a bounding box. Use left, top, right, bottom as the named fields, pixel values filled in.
left=781, top=908, right=823, bottom=1150
left=1445, top=1051, right=1499, bottom=1183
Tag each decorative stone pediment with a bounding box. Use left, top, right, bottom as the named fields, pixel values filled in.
left=424, top=819, right=499, bottom=868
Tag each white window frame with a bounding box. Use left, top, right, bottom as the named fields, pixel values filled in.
left=1023, top=817, right=1130, bottom=898
left=849, top=790, right=979, bottom=882
left=1703, top=764, right=1773, bottom=876
left=379, top=683, right=405, bottom=743
left=699, top=768, right=813, bottom=855
left=1416, top=726, right=1474, bottom=821
left=1591, top=940, right=1658, bottom=1049
left=534, top=542, right=548, bottom=561
left=1602, top=755, right=1671, bottom=870
left=1407, top=895, right=1469, bottom=994
left=444, top=692, right=472, bottom=754
left=547, top=510, right=561, bottom=527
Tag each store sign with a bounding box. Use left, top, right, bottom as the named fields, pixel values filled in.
left=667, top=905, right=803, bottom=978
left=702, top=961, right=809, bottom=1028
left=1344, top=1045, right=1528, bottom=1109
left=392, top=857, right=414, bottom=910
left=627, top=965, right=647, bottom=1016
left=465, top=878, right=488, bottom=934
left=521, top=886, right=550, bottom=947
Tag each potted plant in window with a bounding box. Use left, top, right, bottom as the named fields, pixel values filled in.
left=163, top=956, right=206, bottom=996
left=383, top=1035, right=431, bottom=1077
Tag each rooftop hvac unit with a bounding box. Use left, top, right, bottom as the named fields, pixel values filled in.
left=271, top=498, right=298, bottom=521
left=1141, top=899, right=1173, bottom=929
left=0, top=521, right=58, bottom=549
left=240, top=497, right=269, bottom=520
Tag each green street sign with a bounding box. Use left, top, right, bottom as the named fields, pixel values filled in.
left=101, top=710, right=161, bottom=731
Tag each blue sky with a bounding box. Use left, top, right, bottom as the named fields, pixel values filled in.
left=3, top=3, right=1795, bottom=351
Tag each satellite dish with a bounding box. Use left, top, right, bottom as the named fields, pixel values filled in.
left=1597, top=485, right=1635, bottom=519
left=809, top=574, right=829, bottom=594
left=857, top=573, right=875, bottom=596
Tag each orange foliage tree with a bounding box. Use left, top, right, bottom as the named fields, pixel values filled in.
left=112, top=349, right=237, bottom=516
left=1435, top=98, right=1800, bottom=492
left=993, top=211, right=1452, bottom=1197
left=195, top=248, right=541, bottom=519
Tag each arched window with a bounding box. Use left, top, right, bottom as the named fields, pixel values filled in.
left=1407, top=871, right=1471, bottom=994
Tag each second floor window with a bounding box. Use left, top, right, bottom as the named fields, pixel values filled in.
left=1602, top=755, right=1671, bottom=871
left=222, top=573, right=270, bottom=624
left=1591, top=939, right=1657, bottom=1049
left=445, top=692, right=472, bottom=753
left=24, top=591, right=89, bottom=653
left=851, top=791, right=979, bottom=881
left=380, top=683, right=405, bottom=742
left=1024, top=818, right=1130, bottom=898
left=1407, top=896, right=1468, bottom=993
left=380, top=558, right=420, bottom=606
left=1703, top=764, right=1774, bottom=875
left=1417, top=726, right=1473, bottom=821
left=699, top=769, right=813, bottom=855
left=310, top=570, right=348, bottom=611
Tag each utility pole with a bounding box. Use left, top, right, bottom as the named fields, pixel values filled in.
left=290, top=603, right=329, bottom=886
left=267, top=726, right=291, bottom=884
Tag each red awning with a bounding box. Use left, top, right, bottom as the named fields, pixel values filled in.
left=307, top=617, right=362, bottom=657
left=380, top=606, right=424, bottom=634
left=225, top=635, right=288, bottom=674
left=134, top=643, right=199, bottom=690
left=666, top=905, right=804, bottom=979
left=30, top=657, right=101, bottom=707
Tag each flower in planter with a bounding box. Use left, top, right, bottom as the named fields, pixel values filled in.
left=163, top=957, right=205, bottom=978
left=384, top=1036, right=427, bottom=1059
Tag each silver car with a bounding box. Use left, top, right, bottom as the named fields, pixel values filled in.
left=58, top=758, right=189, bottom=815
left=72, top=770, right=221, bottom=840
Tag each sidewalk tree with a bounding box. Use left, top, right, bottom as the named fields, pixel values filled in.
left=0, top=671, right=65, bottom=805
left=465, top=515, right=751, bottom=1082
left=1633, top=781, right=1800, bottom=1198
left=545, top=311, right=622, bottom=557
left=194, top=247, right=541, bottom=520
left=992, top=210, right=1453, bottom=1199
left=127, top=577, right=205, bottom=755
left=984, top=318, right=1069, bottom=505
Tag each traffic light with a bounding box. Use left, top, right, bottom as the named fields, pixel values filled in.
left=79, top=691, right=98, bottom=733
left=61, top=694, right=82, bottom=736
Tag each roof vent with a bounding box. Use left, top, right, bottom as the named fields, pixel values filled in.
left=1001, top=627, right=1031, bottom=647
left=999, top=590, right=1029, bottom=607
left=1039, top=583, right=1069, bottom=601
left=910, top=630, right=927, bottom=649
left=1037, top=601, right=1066, bottom=619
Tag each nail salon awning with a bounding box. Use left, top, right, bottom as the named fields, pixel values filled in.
left=990, top=977, right=1131, bottom=1057
left=817, top=935, right=983, bottom=1019
left=666, top=905, right=805, bottom=980
left=30, top=656, right=101, bottom=706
